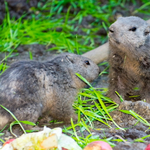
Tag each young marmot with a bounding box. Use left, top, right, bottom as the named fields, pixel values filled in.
left=108, top=16, right=150, bottom=103
left=0, top=53, right=100, bottom=129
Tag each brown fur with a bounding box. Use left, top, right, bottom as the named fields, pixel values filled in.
left=0, top=53, right=99, bottom=129
left=108, top=16, right=150, bottom=103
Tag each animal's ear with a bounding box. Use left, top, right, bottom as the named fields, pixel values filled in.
left=144, top=26, right=150, bottom=36
left=65, top=55, right=74, bottom=63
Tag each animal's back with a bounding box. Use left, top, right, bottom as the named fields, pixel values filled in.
left=0, top=61, right=54, bottom=128
left=0, top=61, right=45, bottom=105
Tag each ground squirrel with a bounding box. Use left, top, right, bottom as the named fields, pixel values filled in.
left=108, top=16, right=150, bottom=103
left=0, top=53, right=100, bottom=129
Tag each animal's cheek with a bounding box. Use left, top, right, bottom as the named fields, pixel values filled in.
left=116, top=33, right=124, bottom=41
left=119, top=32, right=124, bottom=37
left=132, top=36, right=146, bottom=47
left=83, top=63, right=88, bottom=68
left=145, top=35, right=150, bottom=42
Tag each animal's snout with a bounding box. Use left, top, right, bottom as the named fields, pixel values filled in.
left=97, top=67, right=101, bottom=74
left=99, top=68, right=101, bottom=74
left=109, top=27, right=114, bottom=33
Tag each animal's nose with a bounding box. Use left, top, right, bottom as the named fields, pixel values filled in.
left=109, top=26, right=114, bottom=33
left=98, top=67, right=101, bottom=74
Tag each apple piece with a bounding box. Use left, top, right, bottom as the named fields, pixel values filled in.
left=62, top=148, right=69, bottom=150
left=145, top=144, right=150, bottom=150
left=3, top=139, right=15, bottom=146
left=83, top=141, right=112, bottom=150
left=40, top=133, right=58, bottom=149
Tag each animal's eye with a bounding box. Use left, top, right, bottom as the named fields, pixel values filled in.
left=129, top=27, right=137, bottom=32
left=145, top=31, right=150, bottom=36
left=84, top=60, right=90, bottom=65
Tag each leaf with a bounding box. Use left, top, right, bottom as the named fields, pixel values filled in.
left=0, top=105, right=26, bottom=134
left=19, top=121, right=36, bottom=126
left=120, top=110, right=150, bottom=126
left=76, top=73, right=92, bottom=87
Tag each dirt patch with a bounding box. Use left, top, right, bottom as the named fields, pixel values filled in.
left=111, top=101, right=150, bottom=128
left=0, top=44, right=58, bottom=66
left=113, top=142, right=148, bottom=150
left=0, top=0, right=39, bottom=24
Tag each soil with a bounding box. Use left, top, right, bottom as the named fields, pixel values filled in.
left=0, top=0, right=150, bottom=150
left=0, top=44, right=58, bottom=65
left=0, top=0, right=39, bottom=24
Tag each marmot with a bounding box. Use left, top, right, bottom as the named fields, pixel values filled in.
left=0, top=53, right=100, bottom=129
left=108, top=16, right=150, bottom=103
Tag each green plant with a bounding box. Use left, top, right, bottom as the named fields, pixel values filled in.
left=0, top=105, right=36, bottom=137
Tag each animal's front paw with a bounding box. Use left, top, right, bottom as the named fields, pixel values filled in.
left=72, top=114, right=78, bottom=122
left=63, top=114, right=78, bottom=124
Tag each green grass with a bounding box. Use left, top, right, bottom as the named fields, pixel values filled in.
left=63, top=119, right=116, bottom=148
left=1, top=0, right=150, bottom=58
left=64, top=88, right=118, bottom=148
left=1, top=0, right=150, bottom=148
left=0, top=105, right=36, bottom=138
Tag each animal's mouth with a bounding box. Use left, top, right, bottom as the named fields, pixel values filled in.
left=109, top=34, right=120, bottom=44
